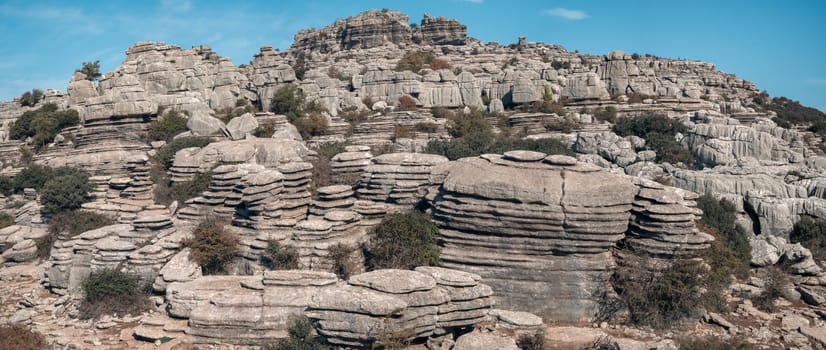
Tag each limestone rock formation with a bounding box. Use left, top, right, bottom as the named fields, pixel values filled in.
left=429, top=152, right=709, bottom=321
left=307, top=268, right=494, bottom=347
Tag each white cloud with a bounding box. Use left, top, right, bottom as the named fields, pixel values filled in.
left=544, top=8, right=588, bottom=20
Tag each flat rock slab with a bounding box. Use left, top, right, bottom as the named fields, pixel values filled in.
left=415, top=266, right=481, bottom=287
left=503, top=150, right=547, bottom=162
left=490, top=309, right=543, bottom=328
left=349, top=269, right=436, bottom=294
left=454, top=330, right=519, bottom=350
left=310, top=285, right=407, bottom=316
left=263, top=270, right=338, bottom=286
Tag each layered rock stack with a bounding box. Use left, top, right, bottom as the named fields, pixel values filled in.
left=309, top=185, right=356, bottom=217
left=307, top=268, right=494, bottom=347
left=164, top=271, right=339, bottom=344
left=44, top=215, right=184, bottom=295
left=276, top=162, right=313, bottom=223
left=0, top=225, right=48, bottom=265
left=624, top=179, right=713, bottom=260
left=291, top=210, right=365, bottom=270
left=430, top=151, right=641, bottom=322
left=356, top=153, right=449, bottom=207
left=231, top=170, right=286, bottom=230
left=330, top=145, right=373, bottom=181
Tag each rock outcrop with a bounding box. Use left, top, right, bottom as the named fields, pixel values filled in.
left=429, top=151, right=709, bottom=322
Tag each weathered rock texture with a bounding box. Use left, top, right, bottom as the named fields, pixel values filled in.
left=307, top=267, right=494, bottom=347
left=429, top=151, right=709, bottom=322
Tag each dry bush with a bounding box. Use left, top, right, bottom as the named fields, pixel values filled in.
left=751, top=266, right=790, bottom=313
left=328, top=243, right=359, bottom=279
left=294, top=113, right=329, bottom=139
left=184, top=218, right=240, bottom=274
left=414, top=121, right=439, bottom=133
left=0, top=324, right=47, bottom=350
left=516, top=331, right=545, bottom=350
left=392, top=125, right=413, bottom=141
left=261, top=240, right=299, bottom=270
left=580, top=335, right=619, bottom=350
left=397, top=95, right=418, bottom=111
left=611, top=257, right=710, bottom=328
left=78, top=269, right=152, bottom=319
left=428, top=58, right=452, bottom=70
left=0, top=212, right=14, bottom=229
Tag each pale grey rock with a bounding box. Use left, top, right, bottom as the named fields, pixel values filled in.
left=187, top=111, right=225, bottom=136
left=225, top=113, right=258, bottom=140
left=454, top=330, right=519, bottom=350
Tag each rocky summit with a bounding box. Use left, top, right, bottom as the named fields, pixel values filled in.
left=1, top=8, right=826, bottom=350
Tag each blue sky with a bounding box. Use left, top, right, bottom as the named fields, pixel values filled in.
left=1, top=0, right=824, bottom=111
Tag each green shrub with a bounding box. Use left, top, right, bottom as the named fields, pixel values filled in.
left=147, top=111, right=188, bottom=142
left=219, top=99, right=256, bottom=123
left=613, top=113, right=694, bottom=165
left=395, top=50, right=435, bottom=72
left=261, top=240, right=299, bottom=270
left=0, top=324, right=47, bottom=350
left=0, top=175, right=13, bottom=196
left=264, top=316, right=329, bottom=350
left=340, top=106, right=370, bottom=127
left=294, top=113, right=328, bottom=139
left=184, top=218, right=239, bottom=274
left=39, top=169, right=92, bottom=215
left=9, top=103, right=80, bottom=151
left=77, top=60, right=101, bottom=81
left=48, top=210, right=113, bottom=237
left=764, top=96, right=826, bottom=126
left=414, top=121, right=439, bottom=133
left=0, top=212, right=14, bottom=229
left=696, top=195, right=751, bottom=272
left=254, top=120, right=277, bottom=138
left=593, top=106, right=617, bottom=123
left=19, top=89, right=44, bottom=107
left=156, top=137, right=212, bottom=169
left=611, top=258, right=710, bottom=328
left=154, top=171, right=212, bottom=206
left=79, top=269, right=150, bottom=319
left=364, top=211, right=440, bottom=270
left=790, top=215, right=826, bottom=260
left=675, top=335, right=754, bottom=350
left=544, top=117, right=579, bottom=133
left=271, top=85, right=306, bottom=123
left=551, top=60, right=571, bottom=70
left=809, top=120, right=826, bottom=136
left=310, top=142, right=349, bottom=190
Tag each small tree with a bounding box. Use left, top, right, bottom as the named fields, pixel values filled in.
left=147, top=111, right=189, bottom=142
left=39, top=169, right=92, bottom=214
left=78, top=60, right=101, bottom=81
left=261, top=240, right=299, bottom=270
left=19, top=89, right=44, bottom=107
left=79, top=269, right=150, bottom=319
left=364, top=211, right=440, bottom=270
left=184, top=218, right=240, bottom=274
left=271, top=85, right=306, bottom=123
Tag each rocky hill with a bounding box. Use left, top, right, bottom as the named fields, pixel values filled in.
left=1, top=9, right=826, bottom=350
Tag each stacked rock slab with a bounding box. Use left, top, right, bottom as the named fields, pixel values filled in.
left=290, top=210, right=365, bottom=270
left=429, top=151, right=640, bottom=322
left=165, top=271, right=338, bottom=344
left=330, top=145, right=373, bottom=181
left=625, top=179, right=713, bottom=260
left=309, top=185, right=356, bottom=217
left=307, top=268, right=494, bottom=348
left=44, top=215, right=184, bottom=295
left=357, top=153, right=449, bottom=207
left=0, top=225, right=48, bottom=265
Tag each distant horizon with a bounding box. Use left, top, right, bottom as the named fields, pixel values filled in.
left=1, top=1, right=824, bottom=111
